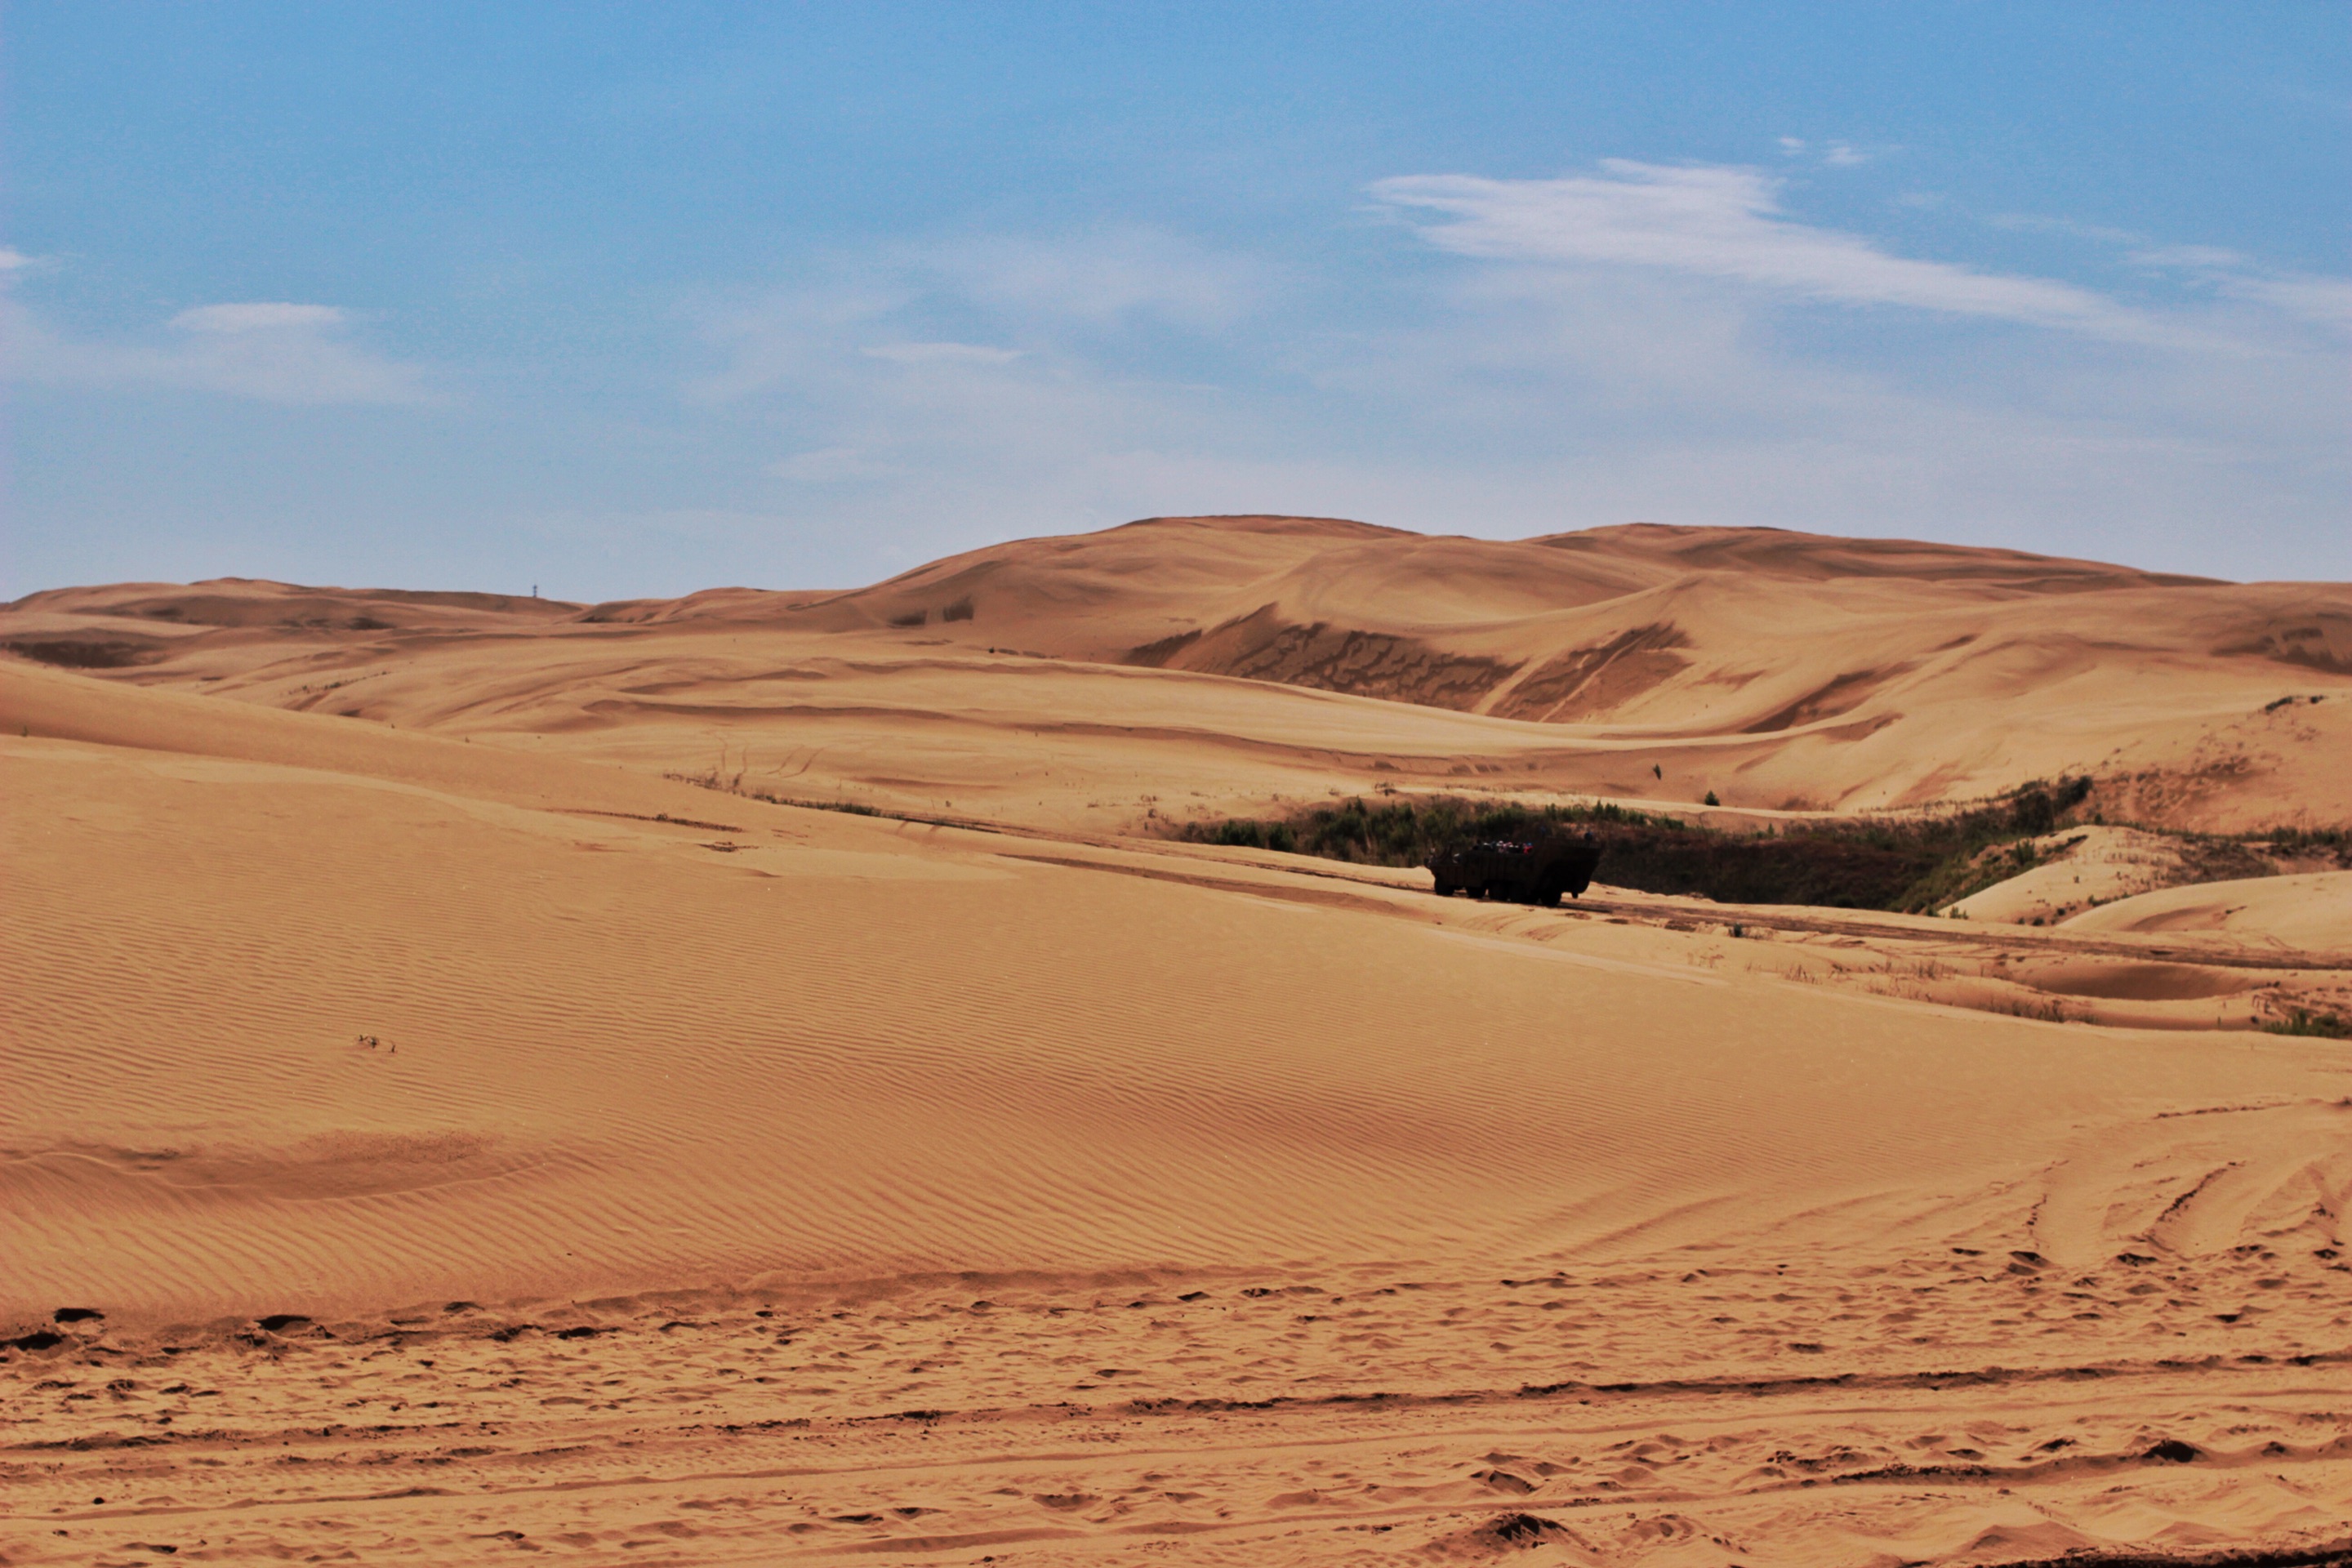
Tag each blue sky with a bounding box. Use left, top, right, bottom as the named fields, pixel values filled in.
left=5, top=2, right=2346, bottom=599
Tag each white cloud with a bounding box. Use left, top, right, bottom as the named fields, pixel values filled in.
left=1970, top=217, right=2351, bottom=338
left=669, top=189, right=2345, bottom=585
left=5, top=292, right=432, bottom=404
left=1982, top=212, right=2145, bottom=246
left=862, top=341, right=1022, bottom=365
left=769, top=446, right=885, bottom=482
left=2129, top=247, right=2352, bottom=334
left=1775, top=138, right=1871, bottom=167
left=171, top=301, right=350, bottom=333
left=684, top=281, right=913, bottom=403
left=0, top=247, right=37, bottom=273
left=932, top=229, right=1266, bottom=328
left=2128, top=243, right=2250, bottom=270
left=2226, top=273, right=2352, bottom=332
left=687, top=225, right=1263, bottom=409
left=688, top=268, right=1266, bottom=550
left=1372, top=161, right=2172, bottom=341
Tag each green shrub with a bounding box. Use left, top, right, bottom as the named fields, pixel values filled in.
left=2261, top=1008, right=2351, bottom=1039
left=2259, top=826, right=2352, bottom=866
left=1176, top=778, right=2117, bottom=911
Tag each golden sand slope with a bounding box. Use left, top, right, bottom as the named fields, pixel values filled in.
left=2067, top=870, right=2352, bottom=950
left=8, top=517, right=2350, bottom=831
left=4, top=657, right=2349, bottom=1565
left=1942, top=826, right=2268, bottom=927
left=16, top=660, right=2341, bottom=1319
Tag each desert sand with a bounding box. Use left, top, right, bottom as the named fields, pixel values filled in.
left=3, top=519, right=2349, bottom=1566
left=1944, top=826, right=2222, bottom=927
left=2065, top=872, right=2352, bottom=951
left=8, top=516, right=2348, bottom=835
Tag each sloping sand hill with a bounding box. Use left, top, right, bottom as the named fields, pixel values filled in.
left=4, top=647, right=2349, bottom=1566
left=1942, top=826, right=2274, bottom=926
left=9, top=517, right=2350, bottom=834
left=2066, top=870, right=2352, bottom=951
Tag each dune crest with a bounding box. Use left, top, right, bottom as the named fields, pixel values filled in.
left=7, top=518, right=2349, bottom=839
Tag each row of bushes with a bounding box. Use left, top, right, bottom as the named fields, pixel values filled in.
left=1179, top=779, right=2110, bottom=912
left=1191, top=795, right=1670, bottom=865
left=2258, top=825, right=2352, bottom=865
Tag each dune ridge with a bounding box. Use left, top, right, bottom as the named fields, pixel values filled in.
left=9, top=517, right=2348, bottom=832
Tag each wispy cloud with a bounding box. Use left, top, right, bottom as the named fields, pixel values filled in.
left=170, top=301, right=350, bottom=333
left=1371, top=161, right=2177, bottom=341
left=2127, top=246, right=2352, bottom=333
left=862, top=341, right=1023, bottom=365
left=691, top=226, right=1266, bottom=404
left=1984, top=212, right=2145, bottom=246
left=2128, top=243, right=2250, bottom=270
left=2225, top=273, right=2352, bottom=332
left=1780, top=136, right=1871, bottom=167
left=2, top=271, right=434, bottom=404
left=930, top=229, right=1266, bottom=328
left=1971, top=216, right=2352, bottom=339
left=768, top=445, right=885, bottom=483
left=658, top=177, right=2345, bottom=582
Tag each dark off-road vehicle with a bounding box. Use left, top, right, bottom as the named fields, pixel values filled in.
left=1427, top=831, right=1603, bottom=905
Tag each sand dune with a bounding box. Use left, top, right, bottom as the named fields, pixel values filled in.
left=6, top=522, right=2350, bottom=1564
left=1942, top=825, right=2284, bottom=928
left=2066, top=870, right=2352, bottom=949
left=10, top=517, right=2350, bottom=831
left=18, top=669, right=2338, bottom=1321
